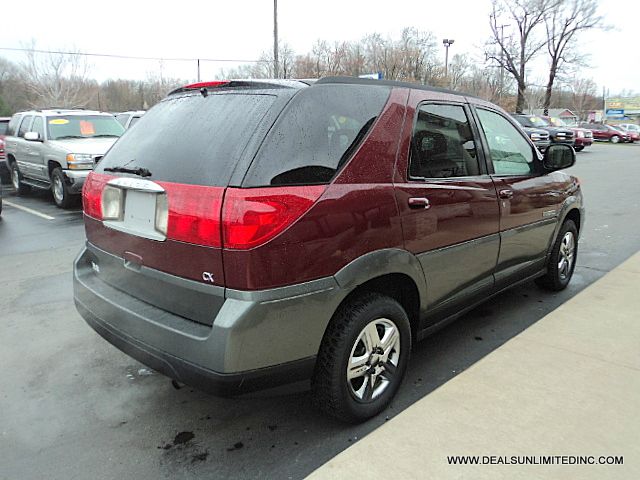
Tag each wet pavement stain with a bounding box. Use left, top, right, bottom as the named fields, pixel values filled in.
left=227, top=442, right=244, bottom=452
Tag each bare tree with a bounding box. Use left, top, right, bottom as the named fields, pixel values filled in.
left=486, top=0, right=557, bottom=113
left=564, top=76, right=599, bottom=119
left=542, top=0, right=605, bottom=114
left=20, top=41, right=95, bottom=108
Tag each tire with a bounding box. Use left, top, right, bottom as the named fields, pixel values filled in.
left=536, top=219, right=578, bottom=291
left=10, top=162, right=31, bottom=195
left=51, top=167, right=76, bottom=209
left=574, top=146, right=584, bottom=152
left=610, top=135, right=620, bottom=144
left=312, top=292, right=411, bottom=423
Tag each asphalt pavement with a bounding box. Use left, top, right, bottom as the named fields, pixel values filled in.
left=1, top=143, right=639, bottom=480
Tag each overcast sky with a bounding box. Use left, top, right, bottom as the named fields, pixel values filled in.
left=0, top=0, right=637, bottom=94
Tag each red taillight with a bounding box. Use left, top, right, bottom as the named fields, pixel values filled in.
left=159, top=182, right=224, bottom=248
left=82, top=172, right=113, bottom=219
left=182, top=81, right=230, bottom=90
left=222, top=186, right=325, bottom=250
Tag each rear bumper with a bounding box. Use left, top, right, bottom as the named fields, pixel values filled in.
left=73, top=244, right=343, bottom=395
left=63, top=169, right=90, bottom=194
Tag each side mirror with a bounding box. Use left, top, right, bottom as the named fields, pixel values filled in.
left=24, top=131, right=41, bottom=141
left=543, top=144, right=575, bottom=171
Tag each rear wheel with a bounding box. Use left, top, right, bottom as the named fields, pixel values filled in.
left=312, top=292, right=411, bottom=423
left=51, top=167, right=75, bottom=209
left=574, top=146, right=584, bottom=152
left=10, top=162, right=31, bottom=195
left=536, top=219, right=578, bottom=291
left=610, top=135, right=620, bottom=144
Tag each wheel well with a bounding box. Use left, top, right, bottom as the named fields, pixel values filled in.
left=565, top=208, right=581, bottom=234
left=48, top=160, right=61, bottom=177
left=337, top=273, right=421, bottom=335
left=7, top=154, right=15, bottom=165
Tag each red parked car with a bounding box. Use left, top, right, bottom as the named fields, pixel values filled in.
left=0, top=116, right=11, bottom=183
left=74, top=77, right=582, bottom=422
left=579, top=122, right=630, bottom=143
left=612, top=125, right=639, bottom=142
left=543, top=116, right=593, bottom=151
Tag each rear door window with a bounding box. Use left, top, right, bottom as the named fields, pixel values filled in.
left=409, top=104, right=480, bottom=178
left=97, top=93, right=277, bottom=187
left=243, top=84, right=390, bottom=186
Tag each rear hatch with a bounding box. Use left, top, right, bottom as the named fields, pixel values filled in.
left=82, top=83, right=293, bottom=325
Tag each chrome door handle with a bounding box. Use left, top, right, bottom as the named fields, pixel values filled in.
left=408, top=197, right=430, bottom=209
left=498, top=189, right=514, bottom=199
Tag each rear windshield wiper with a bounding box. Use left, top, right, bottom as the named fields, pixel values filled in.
left=53, top=135, right=85, bottom=140
left=103, top=166, right=152, bottom=177
left=91, top=134, right=121, bottom=138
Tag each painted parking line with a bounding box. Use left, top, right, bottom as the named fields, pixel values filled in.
left=3, top=200, right=55, bottom=220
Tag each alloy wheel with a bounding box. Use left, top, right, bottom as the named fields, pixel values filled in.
left=347, top=318, right=400, bottom=402
left=557, top=231, right=575, bottom=280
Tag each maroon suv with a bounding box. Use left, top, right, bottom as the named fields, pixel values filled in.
left=73, top=77, right=583, bottom=423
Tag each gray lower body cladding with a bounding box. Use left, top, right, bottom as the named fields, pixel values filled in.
left=73, top=244, right=344, bottom=395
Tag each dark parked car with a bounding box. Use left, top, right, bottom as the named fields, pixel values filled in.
left=74, top=77, right=583, bottom=423
left=542, top=116, right=593, bottom=152
left=514, top=124, right=550, bottom=152
left=512, top=114, right=575, bottom=146
left=579, top=122, right=630, bottom=143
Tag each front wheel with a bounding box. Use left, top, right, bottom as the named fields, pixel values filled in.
left=312, top=293, right=411, bottom=423
left=536, top=219, right=578, bottom=291
left=574, top=146, right=584, bottom=152
left=51, top=167, right=76, bottom=209
left=610, top=135, right=620, bottom=144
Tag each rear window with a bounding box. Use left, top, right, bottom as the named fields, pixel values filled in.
left=243, top=84, right=390, bottom=187
left=96, top=93, right=277, bottom=186
left=0, top=121, right=8, bottom=135
left=47, top=115, right=124, bottom=140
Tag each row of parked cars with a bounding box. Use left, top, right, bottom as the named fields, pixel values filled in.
left=510, top=113, right=640, bottom=152
left=0, top=110, right=144, bottom=208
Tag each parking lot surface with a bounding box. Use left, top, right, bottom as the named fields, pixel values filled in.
left=1, top=143, right=639, bottom=480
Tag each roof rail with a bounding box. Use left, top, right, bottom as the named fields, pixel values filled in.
left=316, top=76, right=478, bottom=98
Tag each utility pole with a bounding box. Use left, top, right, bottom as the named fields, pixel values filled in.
left=442, top=38, right=455, bottom=81
left=273, top=0, right=279, bottom=79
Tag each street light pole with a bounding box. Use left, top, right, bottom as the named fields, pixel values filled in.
left=273, top=0, right=279, bottom=79
left=443, top=38, right=455, bottom=80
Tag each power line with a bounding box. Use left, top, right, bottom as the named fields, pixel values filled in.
left=0, top=46, right=266, bottom=63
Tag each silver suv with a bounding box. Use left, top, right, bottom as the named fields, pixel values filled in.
left=4, top=109, right=125, bottom=208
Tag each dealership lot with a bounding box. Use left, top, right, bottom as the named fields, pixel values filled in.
left=1, top=143, right=640, bottom=480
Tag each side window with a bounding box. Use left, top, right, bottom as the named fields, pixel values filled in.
left=409, top=104, right=479, bottom=179
left=31, top=116, right=45, bottom=139
left=476, top=109, right=534, bottom=176
left=18, top=115, right=34, bottom=138
left=6, top=115, right=22, bottom=136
